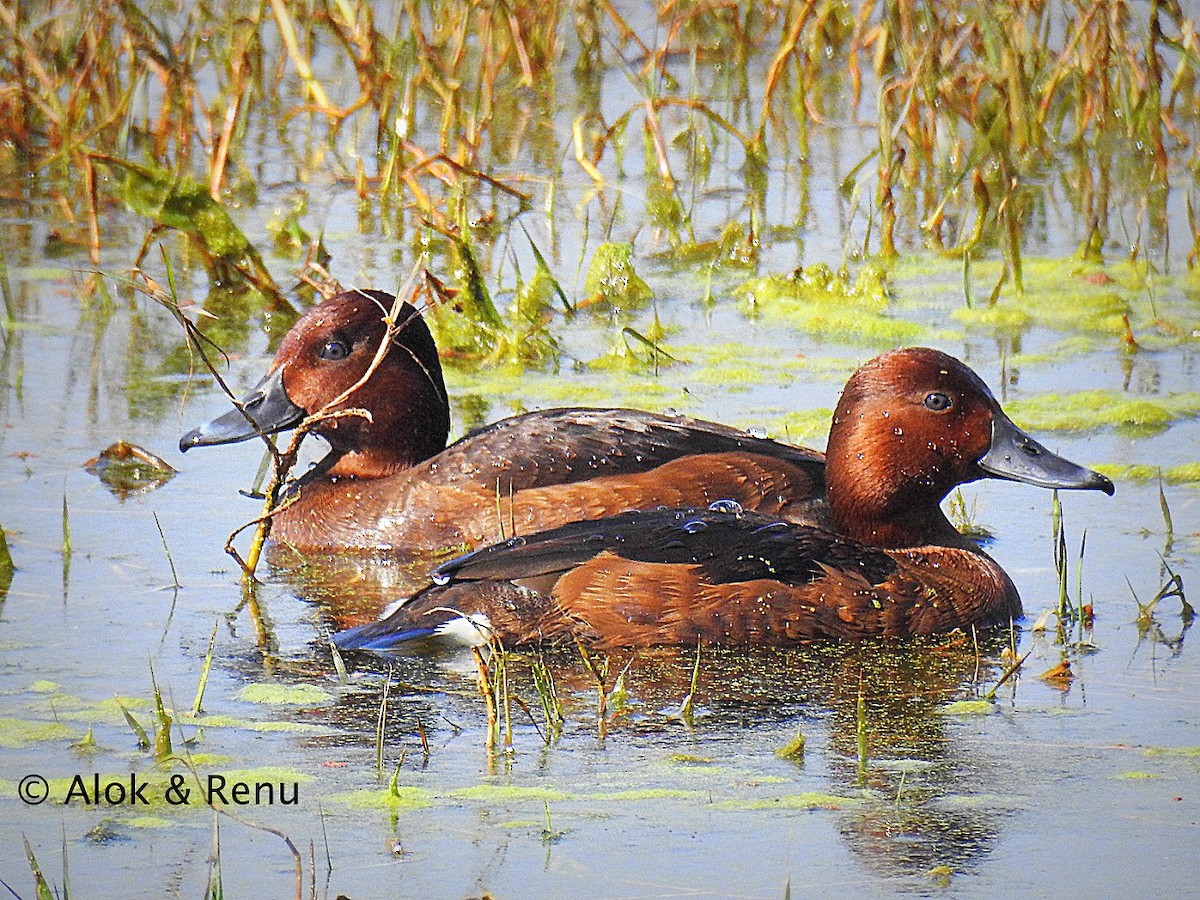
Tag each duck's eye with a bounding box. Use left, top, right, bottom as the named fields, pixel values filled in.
left=923, top=392, right=952, bottom=412
left=319, top=339, right=351, bottom=361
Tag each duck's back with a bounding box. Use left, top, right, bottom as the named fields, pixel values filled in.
left=274, top=408, right=827, bottom=551
left=443, top=408, right=824, bottom=491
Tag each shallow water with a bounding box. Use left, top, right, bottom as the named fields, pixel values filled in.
left=2, top=8, right=1199, bottom=899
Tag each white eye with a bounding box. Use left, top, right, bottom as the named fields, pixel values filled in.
left=923, top=392, right=952, bottom=412
left=319, top=339, right=350, bottom=361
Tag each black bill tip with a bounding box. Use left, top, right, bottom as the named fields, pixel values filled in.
left=978, top=413, right=1114, bottom=496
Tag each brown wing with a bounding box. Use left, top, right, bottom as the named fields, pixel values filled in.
left=364, top=452, right=825, bottom=550
left=430, top=506, right=1017, bottom=646
left=432, top=407, right=824, bottom=492
left=548, top=547, right=1018, bottom=647
left=274, top=410, right=826, bottom=551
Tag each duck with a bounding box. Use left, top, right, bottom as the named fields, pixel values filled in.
left=332, top=347, right=1115, bottom=650
left=179, top=288, right=826, bottom=551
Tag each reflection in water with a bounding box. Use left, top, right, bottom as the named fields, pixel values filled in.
left=267, top=545, right=449, bottom=630
left=83, top=440, right=177, bottom=499
left=0, top=539, right=12, bottom=602
left=822, top=638, right=1008, bottom=878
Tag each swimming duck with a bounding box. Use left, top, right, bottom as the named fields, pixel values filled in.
left=333, top=347, right=1114, bottom=649
left=179, top=289, right=825, bottom=551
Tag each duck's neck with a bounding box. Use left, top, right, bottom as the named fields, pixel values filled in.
left=828, top=489, right=968, bottom=550
left=321, top=379, right=450, bottom=480
left=825, top=431, right=969, bottom=551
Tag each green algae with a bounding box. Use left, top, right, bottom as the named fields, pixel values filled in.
left=1144, top=746, right=1200, bottom=758
left=760, top=408, right=835, bottom=445
left=1006, top=390, right=1200, bottom=434
left=1165, top=463, right=1200, bottom=483
left=35, top=694, right=154, bottom=727
left=893, top=254, right=1200, bottom=346
left=937, top=700, right=996, bottom=716
left=658, top=221, right=758, bottom=269
left=734, top=266, right=921, bottom=348
left=729, top=792, right=864, bottom=811
left=1118, top=771, right=1159, bottom=779
left=428, top=232, right=506, bottom=357
left=100, top=156, right=285, bottom=307
left=582, top=788, right=706, bottom=802
left=589, top=322, right=681, bottom=373
left=234, top=683, right=332, bottom=706
left=182, top=713, right=335, bottom=735
left=28, top=680, right=60, bottom=693
left=584, top=242, right=653, bottom=309
left=112, top=157, right=259, bottom=260
left=450, top=784, right=571, bottom=803
left=123, top=815, right=176, bottom=829
left=740, top=262, right=891, bottom=310
left=954, top=290, right=1129, bottom=335
left=1093, top=463, right=1200, bottom=485
left=669, top=753, right=716, bottom=766
left=0, top=717, right=75, bottom=748
left=328, top=785, right=436, bottom=811
left=736, top=263, right=926, bottom=345
left=951, top=304, right=1033, bottom=331
left=740, top=302, right=924, bottom=344
left=502, top=267, right=563, bottom=365
left=1095, top=464, right=1163, bottom=482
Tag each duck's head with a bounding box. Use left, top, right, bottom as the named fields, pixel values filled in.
left=826, top=347, right=1113, bottom=548
left=179, top=289, right=450, bottom=478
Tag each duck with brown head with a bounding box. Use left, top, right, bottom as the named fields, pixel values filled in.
left=180, top=289, right=826, bottom=551
left=333, top=347, right=1114, bottom=650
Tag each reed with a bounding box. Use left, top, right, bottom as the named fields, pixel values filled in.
left=2, top=1, right=1194, bottom=307
left=374, top=669, right=392, bottom=779
left=153, top=511, right=182, bottom=589
left=191, top=619, right=220, bottom=716
left=529, top=650, right=565, bottom=743
left=855, top=675, right=868, bottom=786
left=19, top=834, right=60, bottom=900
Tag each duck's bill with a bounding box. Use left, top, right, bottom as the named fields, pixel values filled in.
left=977, top=413, right=1114, bottom=495
left=178, top=368, right=306, bottom=452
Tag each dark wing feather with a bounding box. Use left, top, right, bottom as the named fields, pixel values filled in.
left=435, top=507, right=896, bottom=588
left=442, top=408, right=825, bottom=492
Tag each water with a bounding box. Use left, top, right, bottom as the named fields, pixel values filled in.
left=2, top=247, right=1194, bottom=899
left=1, top=8, right=1199, bottom=899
